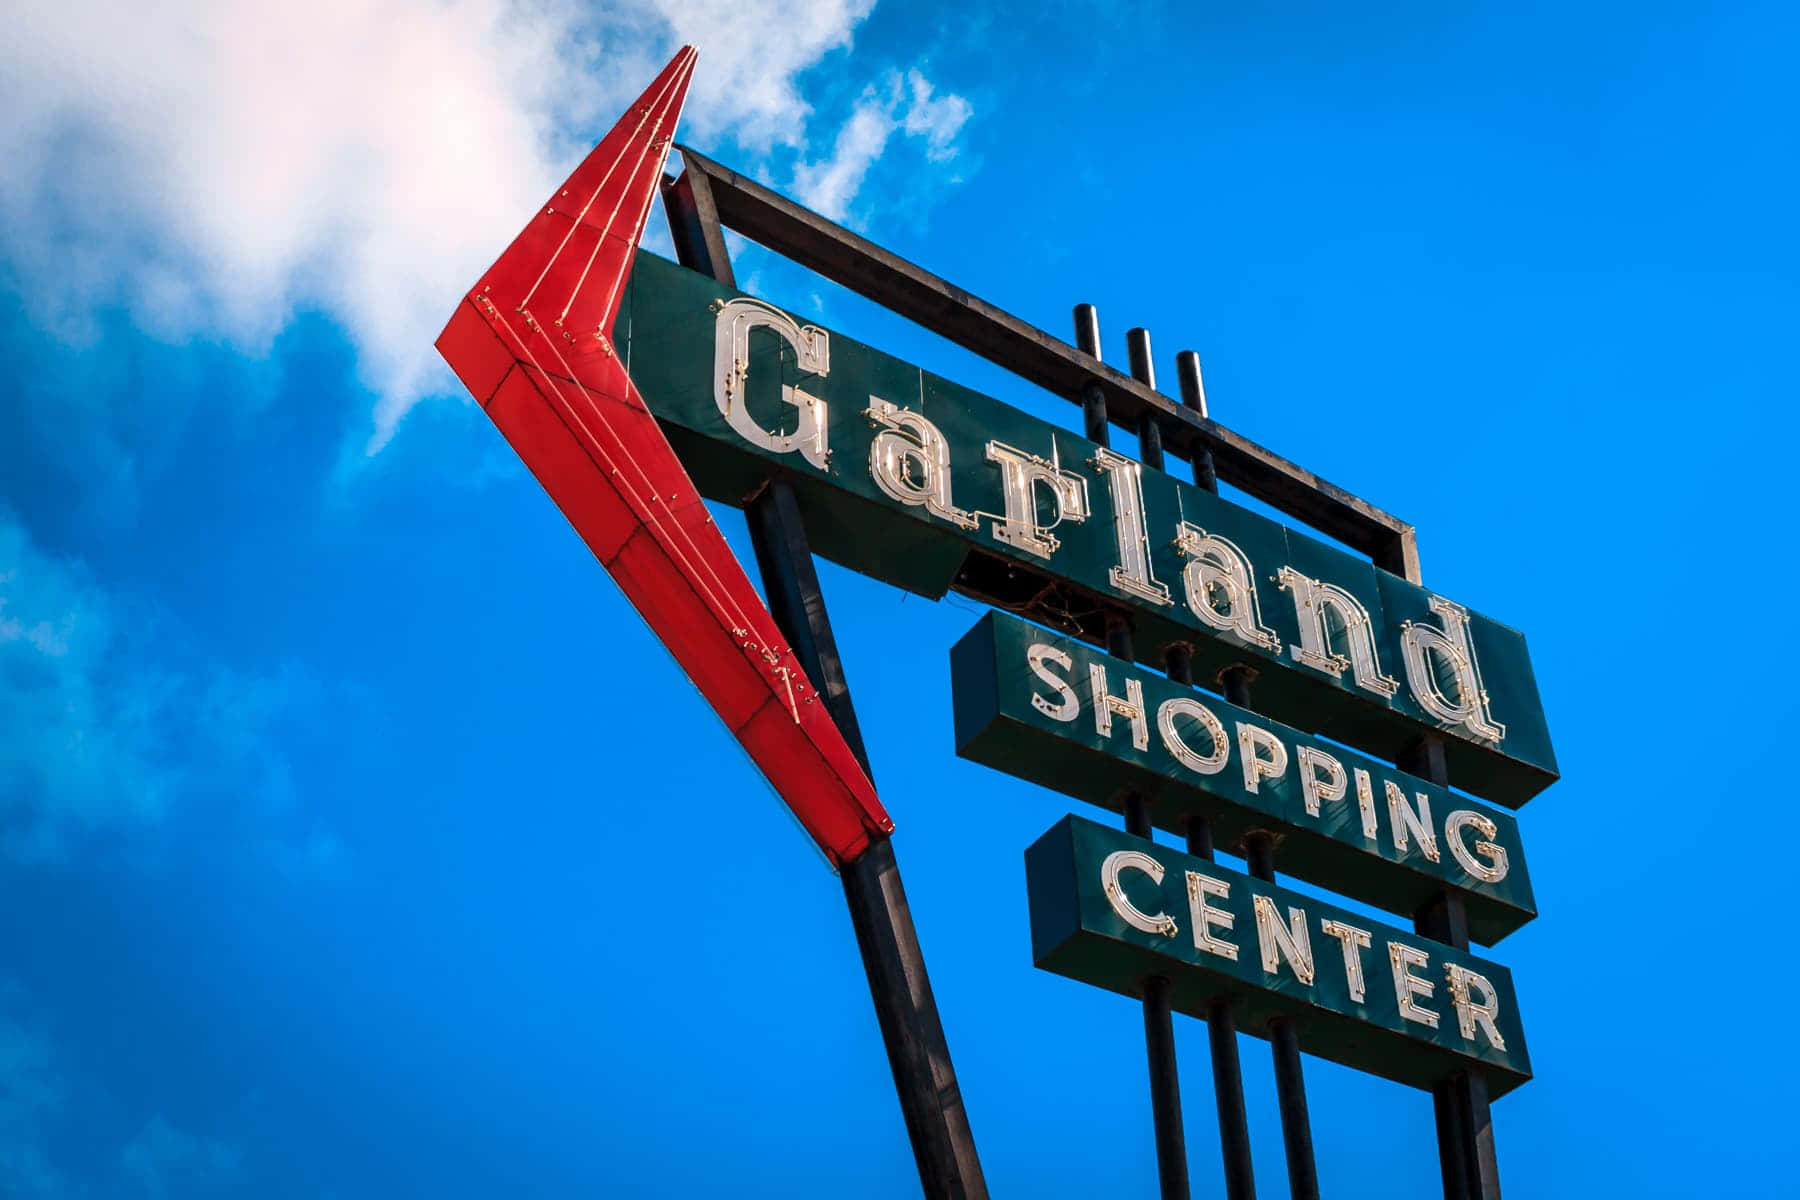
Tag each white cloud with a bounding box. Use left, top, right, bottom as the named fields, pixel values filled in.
left=0, top=1, right=971, bottom=451
left=792, top=93, right=903, bottom=222
left=792, top=69, right=973, bottom=221
left=902, top=70, right=974, bottom=163
left=649, top=0, right=877, bottom=151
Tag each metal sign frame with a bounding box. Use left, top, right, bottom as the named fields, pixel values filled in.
left=660, top=140, right=1513, bottom=1200
left=616, top=248, right=1556, bottom=807
left=951, top=610, right=1537, bottom=945
left=436, top=45, right=1545, bottom=1198
left=664, top=146, right=1422, bottom=581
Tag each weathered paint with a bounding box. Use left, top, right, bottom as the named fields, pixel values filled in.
left=619, top=252, right=1557, bottom=807
left=1027, top=815, right=1532, bottom=1097
left=954, top=611, right=1535, bottom=944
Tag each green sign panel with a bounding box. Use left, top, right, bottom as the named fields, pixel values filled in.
left=1028, top=815, right=1532, bottom=1096
left=953, top=612, right=1535, bottom=944
left=621, top=253, right=1556, bottom=807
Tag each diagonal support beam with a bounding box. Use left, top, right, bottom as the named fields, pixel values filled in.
left=749, top=481, right=987, bottom=1199
left=667, top=164, right=988, bottom=1200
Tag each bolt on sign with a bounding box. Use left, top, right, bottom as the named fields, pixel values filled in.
left=618, top=251, right=1558, bottom=807
left=953, top=610, right=1534, bottom=945
left=1028, top=815, right=1532, bottom=1096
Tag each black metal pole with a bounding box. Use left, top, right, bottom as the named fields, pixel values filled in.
left=1080, top=310, right=1190, bottom=1200
left=1074, top=303, right=1102, bottom=363
left=839, top=836, right=988, bottom=1199
left=748, top=482, right=987, bottom=1200
left=1404, top=735, right=1503, bottom=1200
left=1175, top=351, right=1217, bottom=496
left=1142, top=971, right=1188, bottom=1199
left=1266, top=1017, right=1318, bottom=1198
left=1197, top=323, right=1317, bottom=1200
left=1226, top=664, right=1320, bottom=1200
left=1166, top=654, right=1257, bottom=1200
left=1204, top=995, right=1256, bottom=1200
left=1127, top=327, right=1157, bottom=395
left=1175, top=348, right=1257, bottom=1200
left=665, top=174, right=987, bottom=1200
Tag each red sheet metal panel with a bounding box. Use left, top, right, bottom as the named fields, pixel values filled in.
left=435, top=47, right=890, bottom=866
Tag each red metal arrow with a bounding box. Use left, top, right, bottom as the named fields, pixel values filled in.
left=435, top=47, right=891, bottom=866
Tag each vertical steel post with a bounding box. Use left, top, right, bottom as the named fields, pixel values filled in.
left=1403, top=734, right=1503, bottom=1200
left=1175, top=351, right=1217, bottom=495
left=1266, top=1017, right=1318, bottom=1199
left=1226, top=670, right=1319, bottom=1200
left=1127, top=327, right=1157, bottom=396
left=665, top=172, right=987, bottom=1200
left=1079, top=311, right=1190, bottom=1200
left=1073, top=304, right=1102, bottom=363
left=1177, top=349, right=1256, bottom=1200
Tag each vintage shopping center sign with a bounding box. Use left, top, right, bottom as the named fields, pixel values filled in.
left=1027, top=815, right=1532, bottom=1096
left=435, top=46, right=1555, bottom=1197
left=619, top=251, right=1557, bottom=806
left=953, top=610, right=1534, bottom=944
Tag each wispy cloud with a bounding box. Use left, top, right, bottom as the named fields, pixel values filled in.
left=0, top=1, right=974, bottom=452
left=121, top=1116, right=244, bottom=1199
left=0, top=982, right=242, bottom=1198
left=649, top=0, right=878, bottom=152
left=0, top=509, right=335, bottom=873
left=0, top=513, right=175, bottom=858
left=793, top=69, right=974, bottom=222
left=902, top=70, right=975, bottom=163
left=0, top=985, right=67, bottom=1197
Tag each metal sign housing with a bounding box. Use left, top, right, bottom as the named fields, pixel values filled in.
left=618, top=251, right=1557, bottom=806
left=953, top=611, right=1535, bottom=944
left=1028, top=815, right=1532, bottom=1097
left=431, top=45, right=1562, bottom=1200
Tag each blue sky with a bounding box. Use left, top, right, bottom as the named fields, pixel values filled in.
left=2, top=1, right=1795, bottom=1196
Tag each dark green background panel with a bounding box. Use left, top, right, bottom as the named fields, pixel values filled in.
left=1026, top=816, right=1532, bottom=1097
left=619, top=251, right=1558, bottom=807
left=955, top=611, right=1536, bottom=944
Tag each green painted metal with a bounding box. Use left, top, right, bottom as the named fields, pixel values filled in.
left=1027, top=815, right=1532, bottom=1097
left=619, top=251, right=1557, bottom=808
left=953, top=612, right=1535, bottom=945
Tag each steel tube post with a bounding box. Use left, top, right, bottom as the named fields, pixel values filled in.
left=1161, top=563, right=1253, bottom=1200
left=1175, top=348, right=1257, bottom=1200
left=1268, top=1019, right=1318, bottom=1198
left=1244, top=852, right=1319, bottom=1200
left=1127, top=327, right=1157, bottom=395
left=1074, top=303, right=1102, bottom=361
left=1079, top=310, right=1189, bottom=1200
left=666, top=180, right=986, bottom=1200
left=1226, top=662, right=1320, bottom=1200
left=748, top=483, right=987, bottom=1200
left=1204, top=339, right=1316, bottom=1200
left=1175, top=351, right=1217, bottom=495
left=1404, top=734, right=1503, bottom=1200
left=1142, top=975, right=1187, bottom=1199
